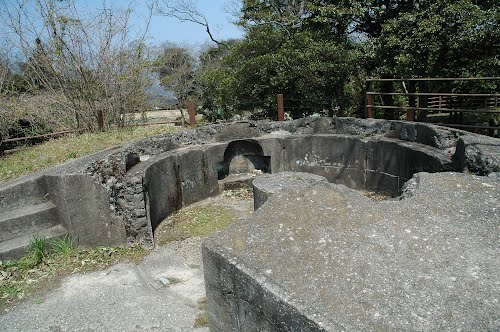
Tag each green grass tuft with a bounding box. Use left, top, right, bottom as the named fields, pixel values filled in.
left=27, top=236, right=50, bottom=266
left=51, top=235, right=77, bottom=256
left=194, top=312, right=209, bottom=328
left=194, top=297, right=209, bottom=328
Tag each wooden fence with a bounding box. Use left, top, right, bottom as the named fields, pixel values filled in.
left=0, top=101, right=201, bottom=156
left=3, top=81, right=499, bottom=156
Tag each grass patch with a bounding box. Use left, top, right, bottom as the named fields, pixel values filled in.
left=0, top=124, right=179, bottom=184
left=166, top=276, right=182, bottom=285
left=194, top=297, right=209, bottom=328
left=156, top=206, right=237, bottom=245
left=51, top=235, right=77, bottom=256
left=221, top=187, right=253, bottom=200
left=27, top=236, right=50, bottom=266
left=194, top=311, right=209, bottom=328
left=0, top=240, right=147, bottom=310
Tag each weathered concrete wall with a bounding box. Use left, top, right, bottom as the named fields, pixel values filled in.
left=78, top=117, right=499, bottom=248
left=1, top=117, right=499, bottom=252
left=141, top=144, right=226, bottom=243
left=366, top=138, right=454, bottom=195
left=134, top=134, right=453, bottom=244
left=203, top=172, right=500, bottom=331
left=45, top=174, right=126, bottom=247
left=253, top=135, right=453, bottom=196
left=203, top=245, right=325, bottom=331
left=276, top=135, right=366, bottom=189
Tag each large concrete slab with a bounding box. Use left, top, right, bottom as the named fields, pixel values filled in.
left=203, top=172, right=500, bottom=331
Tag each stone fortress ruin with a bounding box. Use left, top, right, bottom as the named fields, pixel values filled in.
left=0, top=117, right=499, bottom=330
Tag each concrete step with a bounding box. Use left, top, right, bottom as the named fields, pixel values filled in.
left=0, top=225, right=67, bottom=261
left=0, top=174, right=48, bottom=211
left=218, top=173, right=258, bottom=191
left=0, top=202, right=59, bottom=242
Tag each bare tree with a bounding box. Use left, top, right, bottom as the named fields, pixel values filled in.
left=0, top=53, right=10, bottom=94
left=0, top=0, right=155, bottom=132
left=154, top=0, right=229, bottom=48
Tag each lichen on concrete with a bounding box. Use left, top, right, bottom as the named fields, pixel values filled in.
left=203, top=172, right=499, bottom=331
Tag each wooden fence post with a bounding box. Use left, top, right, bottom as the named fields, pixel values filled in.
left=97, top=110, right=104, bottom=131
left=0, top=134, right=4, bottom=157
left=366, top=94, right=373, bottom=118
left=366, top=81, right=373, bottom=118
left=277, top=94, right=285, bottom=121
left=417, top=81, right=428, bottom=122
left=188, top=99, right=196, bottom=127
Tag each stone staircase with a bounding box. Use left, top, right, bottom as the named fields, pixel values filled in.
left=0, top=175, right=67, bottom=261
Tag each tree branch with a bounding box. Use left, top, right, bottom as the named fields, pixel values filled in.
left=155, top=0, right=228, bottom=48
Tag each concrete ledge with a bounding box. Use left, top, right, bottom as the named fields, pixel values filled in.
left=203, top=172, right=499, bottom=331
left=252, top=172, right=327, bottom=210
left=0, top=202, right=58, bottom=242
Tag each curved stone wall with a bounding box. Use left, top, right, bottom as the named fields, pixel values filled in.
left=1, top=117, right=499, bottom=257
left=125, top=133, right=455, bottom=245
left=87, top=116, right=499, bottom=247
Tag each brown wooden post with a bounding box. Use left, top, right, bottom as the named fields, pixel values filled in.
left=366, top=94, right=374, bottom=118
left=188, top=99, right=196, bottom=127
left=366, top=81, right=374, bottom=118
left=97, top=110, right=104, bottom=131
left=417, top=81, right=428, bottom=122
left=277, top=94, right=285, bottom=121
left=0, top=134, right=4, bottom=157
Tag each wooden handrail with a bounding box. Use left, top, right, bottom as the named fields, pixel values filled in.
left=3, top=129, right=77, bottom=143
left=366, top=105, right=500, bottom=113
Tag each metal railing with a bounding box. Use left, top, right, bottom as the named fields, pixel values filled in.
left=365, top=77, right=500, bottom=136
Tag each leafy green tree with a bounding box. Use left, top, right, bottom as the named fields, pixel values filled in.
left=155, top=43, right=197, bottom=106
left=372, top=0, right=499, bottom=79
left=197, top=1, right=365, bottom=119
left=195, top=0, right=499, bottom=121
left=360, top=0, right=499, bottom=119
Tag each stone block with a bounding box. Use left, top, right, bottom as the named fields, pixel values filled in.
left=45, top=174, right=126, bottom=247
left=204, top=173, right=499, bottom=331
left=252, top=172, right=327, bottom=210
